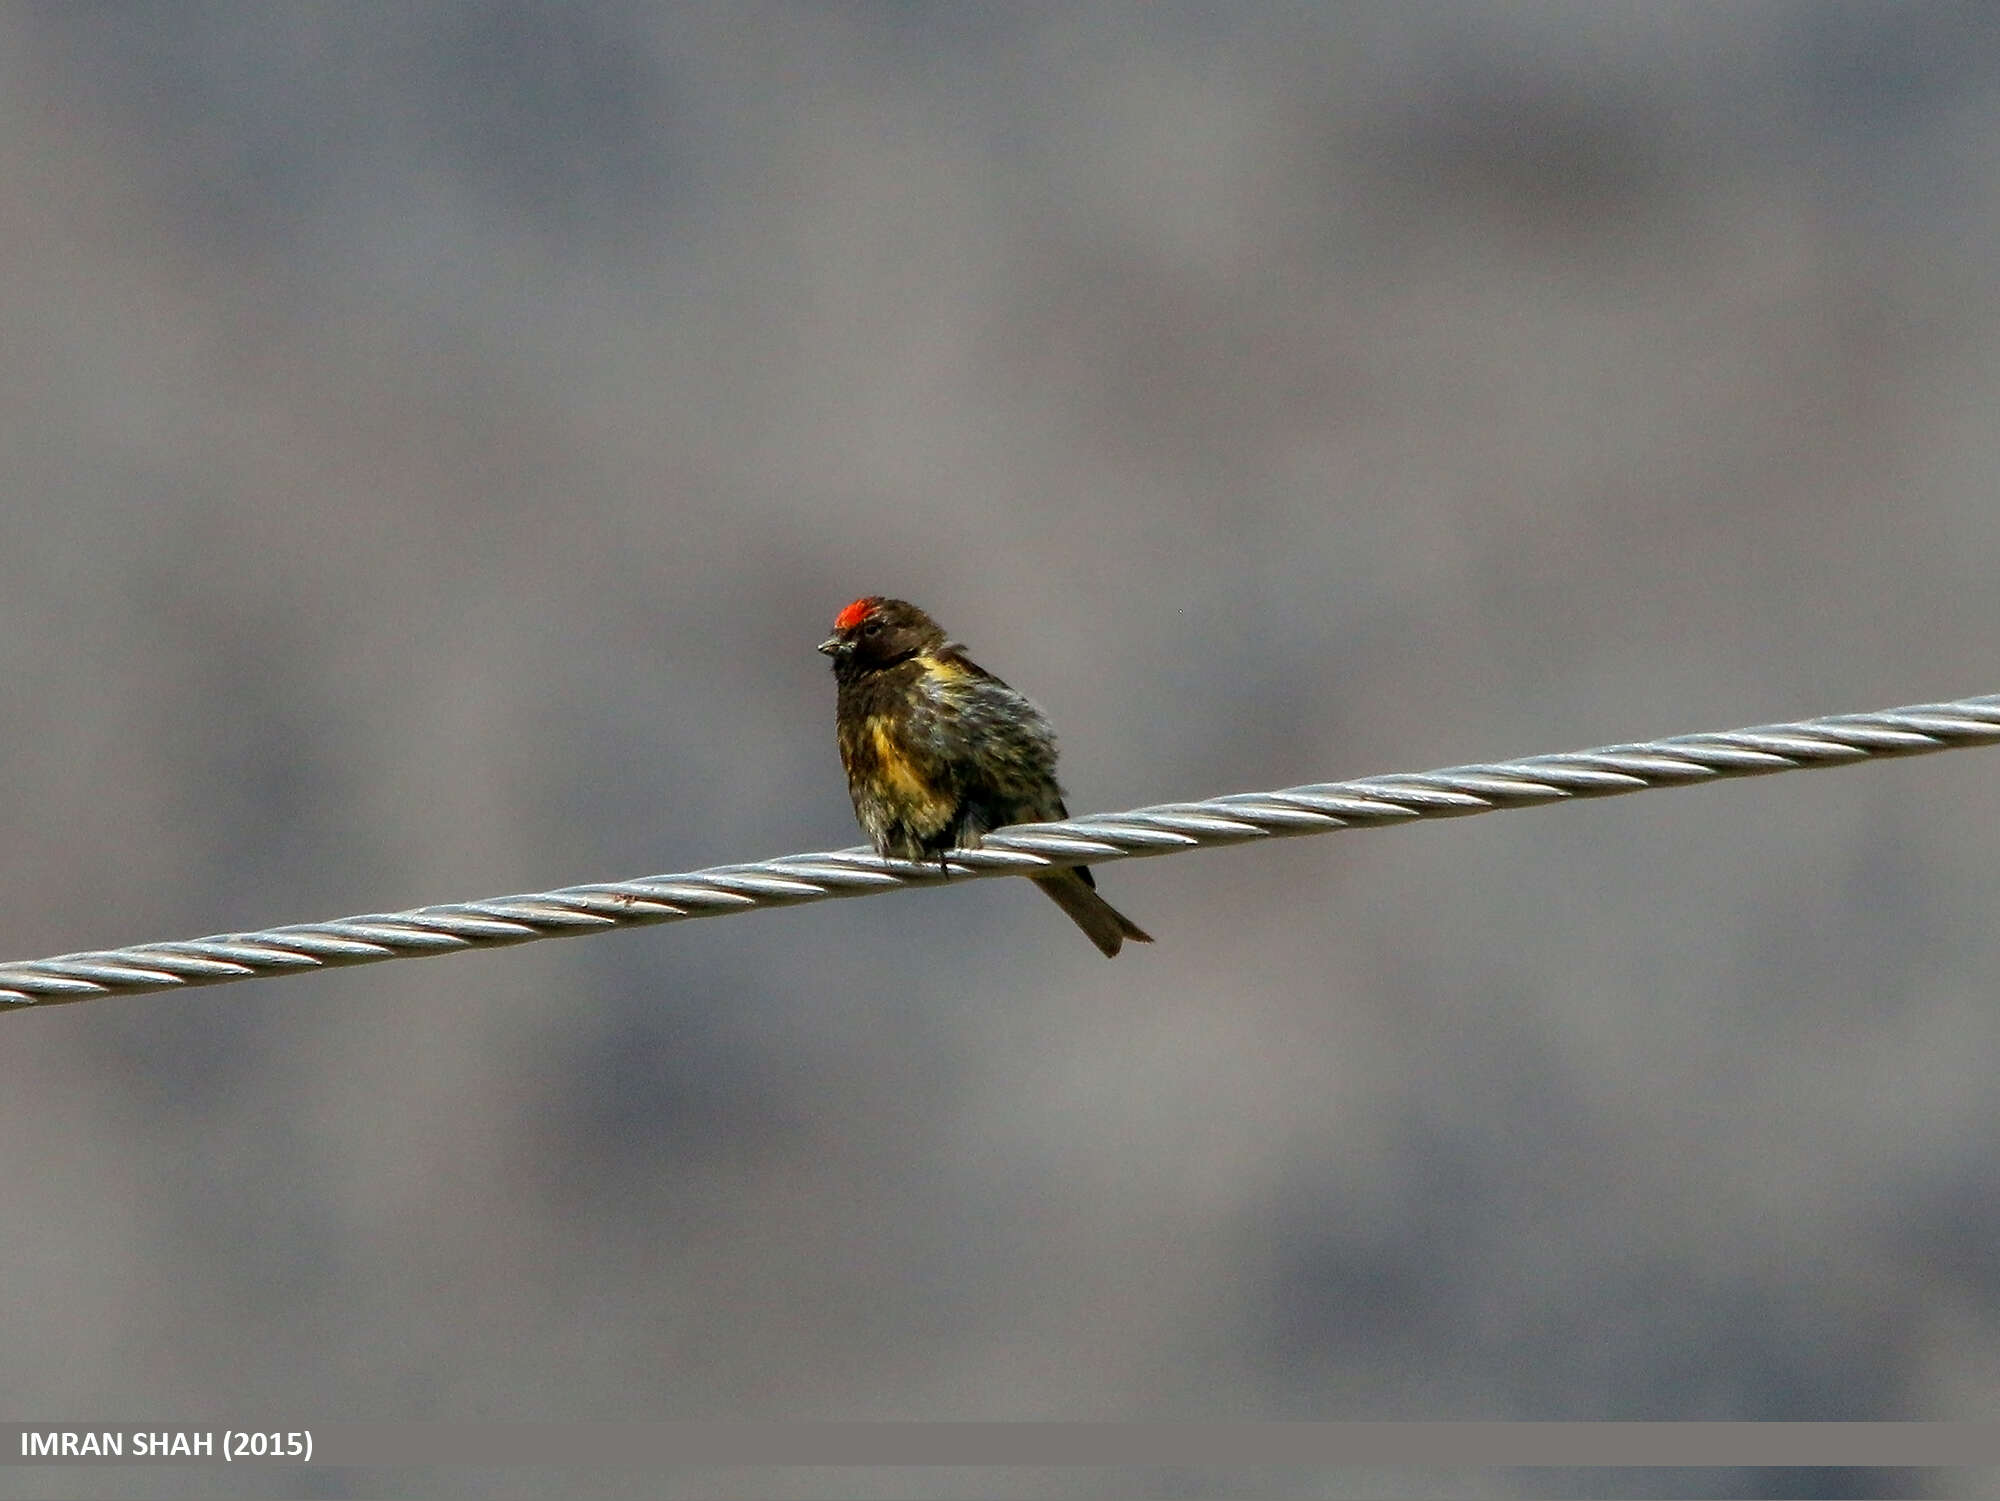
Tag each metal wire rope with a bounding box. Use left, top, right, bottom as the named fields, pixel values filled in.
left=4, top=693, right=1996, bottom=1011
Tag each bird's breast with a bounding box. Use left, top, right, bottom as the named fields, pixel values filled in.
left=861, top=714, right=952, bottom=816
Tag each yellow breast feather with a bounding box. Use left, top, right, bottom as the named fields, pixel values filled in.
left=865, top=714, right=955, bottom=836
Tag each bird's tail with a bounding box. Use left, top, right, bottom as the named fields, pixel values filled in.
left=1030, top=868, right=1153, bottom=958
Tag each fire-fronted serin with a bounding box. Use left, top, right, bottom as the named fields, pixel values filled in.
left=818, top=597, right=1152, bottom=957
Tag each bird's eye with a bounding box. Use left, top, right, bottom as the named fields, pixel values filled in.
left=863, top=621, right=882, bottom=637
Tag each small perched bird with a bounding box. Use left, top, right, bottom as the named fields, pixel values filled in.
left=818, top=597, right=1152, bottom=957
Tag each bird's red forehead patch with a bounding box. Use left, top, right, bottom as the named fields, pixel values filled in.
left=834, top=597, right=880, bottom=632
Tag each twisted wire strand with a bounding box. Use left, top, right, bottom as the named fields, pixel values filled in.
left=5, top=693, right=1997, bottom=1011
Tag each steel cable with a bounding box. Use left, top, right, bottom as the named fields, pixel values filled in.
left=4, top=693, right=1996, bottom=1010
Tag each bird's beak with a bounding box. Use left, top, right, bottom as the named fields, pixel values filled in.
left=817, top=635, right=842, bottom=656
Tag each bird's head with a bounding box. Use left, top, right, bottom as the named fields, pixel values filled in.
left=818, top=597, right=946, bottom=670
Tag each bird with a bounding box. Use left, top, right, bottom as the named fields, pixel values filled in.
left=818, top=596, right=1152, bottom=957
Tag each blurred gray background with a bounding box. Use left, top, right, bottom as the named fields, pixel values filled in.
left=4, top=4, right=1999, bottom=1497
